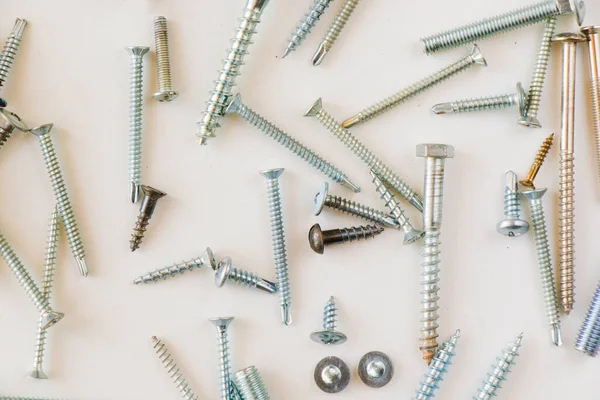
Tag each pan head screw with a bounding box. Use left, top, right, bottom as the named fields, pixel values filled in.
left=310, top=296, right=347, bottom=345
left=358, top=351, right=394, bottom=388
left=496, top=171, right=529, bottom=237
left=314, top=356, right=350, bottom=394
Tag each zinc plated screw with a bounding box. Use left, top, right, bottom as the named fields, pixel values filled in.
left=575, top=281, right=600, bottom=357
left=417, top=143, right=454, bottom=365
left=581, top=26, right=600, bottom=183
left=0, top=18, right=27, bottom=92
left=282, top=0, right=335, bottom=58
left=225, top=94, right=360, bottom=193
left=420, top=0, right=586, bottom=55
left=133, top=247, right=217, bottom=284
left=357, top=351, right=394, bottom=388
left=342, top=45, right=487, bottom=129
left=197, top=0, right=271, bottom=145
left=520, top=133, right=554, bottom=189
left=151, top=336, right=200, bottom=400
left=314, top=356, right=351, bottom=394
left=130, top=185, right=167, bottom=252
left=521, top=188, right=562, bottom=346
left=0, top=108, right=28, bottom=149
left=496, top=171, right=529, bottom=237
left=215, top=257, right=278, bottom=294
left=310, top=296, right=347, bottom=345
left=153, top=17, right=179, bottom=102
left=305, top=98, right=424, bottom=212
left=234, top=366, right=271, bottom=400
left=311, top=0, right=360, bottom=66
left=308, top=223, right=384, bottom=254
left=210, top=317, right=235, bottom=400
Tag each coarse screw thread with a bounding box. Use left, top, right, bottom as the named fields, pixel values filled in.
left=130, top=185, right=167, bottom=252
left=152, top=17, right=178, bottom=102
left=323, top=296, right=338, bottom=330
left=575, top=281, right=600, bottom=357
left=581, top=27, right=600, bottom=183
left=0, top=18, right=27, bottom=91
left=133, top=248, right=217, bottom=284
left=311, top=0, right=360, bottom=65
left=210, top=317, right=235, bottom=400
left=432, top=83, right=525, bottom=116
left=235, top=366, right=271, bottom=400
left=334, top=225, right=383, bottom=242
left=151, top=336, right=199, bottom=400
left=218, top=260, right=278, bottom=294
left=504, top=172, right=522, bottom=220
left=283, top=0, right=334, bottom=58
left=520, top=133, right=554, bottom=188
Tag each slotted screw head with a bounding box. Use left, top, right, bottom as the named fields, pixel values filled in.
left=313, top=182, right=329, bottom=215
left=215, top=257, right=232, bottom=287
left=358, top=351, right=394, bottom=388
left=314, top=356, right=350, bottom=394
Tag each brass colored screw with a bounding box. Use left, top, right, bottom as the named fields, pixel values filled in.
left=520, top=133, right=554, bottom=189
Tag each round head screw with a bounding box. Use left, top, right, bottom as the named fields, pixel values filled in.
left=260, top=168, right=285, bottom=180
left=152, top=90, right=179, bottom=102
left=416, top=143, right=455, bottom=159
left=215, top=257, right=232, bottom=288
left=313, top=182, right=329, bottom=215
left=314, top=356, right=350, bottom=394
left=309, top=223, right=325, bottom=254
left=0, top=109, right=28, bottom=131
left=497, top=219, right=530, bottom=237
left=358, top=351, right=394, bottom=388
left=125, top=46, right=150, bottom=57
left=310, top=329, right=347, bottom=345
left=552, top=32, right=587, bottom=43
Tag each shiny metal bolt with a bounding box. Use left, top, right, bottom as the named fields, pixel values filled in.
left=575, top=281, right=600, bottom=357
left=234, top=366, right=271, bottom=400
left=520, top=133, right=554, bottom=189
left=133, top=247, right=217, bottom=284
left=312, top=0, right=360, bottom=65
left=358, top=351, right=394, bottom=388
left=130, top=185, right=167, bottom=252
left=0, top=18, right=27, bottom=92
left=0, top=108, right=28, bottom=149
left=152, top=17, right=178, bottom=102
left=308, top=223, right=384, bottom=254
left=283, top=0, right=334, bottom=58
left=581, top=26, right=600, bottom=183
left=310, top=296, right=347, bottom=345
left=314, top=356, right=350, bottom=394
left=496, top=171, right=529, bottom=237
left=214, top=257, right=278, bottom=294
left=151, top=336, right=200, bottom=400
left=210, top=317, right=235, bottom=400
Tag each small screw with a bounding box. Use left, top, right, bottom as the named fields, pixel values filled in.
left=234, top=366, right=271, bottom=400
left=151, top=336, right=200, bottom=400
left=520, top=133, right=554, bottom=189
left=581, top=26, right=600, bottom=182
left=310, top=296, right=347, bottom=345
left=283, top=0, right=334, bottom=58
left=133, top=247, right=217, bottom=284
left=152, top=17, right=179, bottom=102
left=575, top=280, right=600, bottom=357
left=357, top=351, right=394, bottom=388
left=311, top=0, right=361, bottom=66
left=314, top=356, right=350, bottom=394
left=308, top=223, right=384, bottom=254
left=0, top=18, right=28, bottom=92
left=210, top=317, right=235, bottom=400
left=496, top=171, right=529, bottom=237
left=130, top=185, right=167, bottom=251
left=214, top=257, right=278, bottom=294
left=413, top=330, right=461, bottom=399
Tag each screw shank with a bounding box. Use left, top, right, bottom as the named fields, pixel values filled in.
left=423, top=158, right=446, bottom=229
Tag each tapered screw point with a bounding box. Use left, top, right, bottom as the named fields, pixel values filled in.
left=309, top=223, right=325, bottom=254
left=260, top=168, right=284, bottom=180
left=12, top=18, right=28, bottom=37
left=517, top=116, right=543, bottom=128
left=152, top=90, right=179, bottom=102
left=215, top=257, right=232, bottom=288
left=470, top=44, right=487, bottom=66
left=125, top=46, right=150, bottom=56
left=551, top=324, right=563, bottom=346
left=76, top=257, right=89, bottom=277
left=257, top=279, right=278, bottom=293
left=29, top=123, right=54, bottom=137
left=431, top=103, right=455, bottom=115
left=41, top=310, right=64, bottom=330
left=281, top=303, right=293, bottom=326
left=341, top=114, right=360, bottom=129
left=341, top=177, right=361, bottom=193
left=304, top=98, right=323, bottom=117
left=246, top=0, right=270, bottom=12
left=225, top=93, right=244, bottom=115
left=282, top=46, right=292, bottom=59
left=29, top=369, right=48, bottom=380
left=209, top=316, right=234, bottom=328
left=130, top=181, right=139, bottom=204
left=312, top=42, right=328, bottom=66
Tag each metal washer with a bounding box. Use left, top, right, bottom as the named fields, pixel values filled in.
left=358, top=351, right=394, bottom=388
left=314, top=356, right=350, bottom=394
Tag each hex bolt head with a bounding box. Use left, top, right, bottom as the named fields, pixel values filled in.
left=314, top=356, right=350, bottom=394
left=416, top=143, right=455, bottom=159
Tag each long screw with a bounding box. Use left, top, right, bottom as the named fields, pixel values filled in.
left=0, top=18, right=28, bottom=92
left=197, top=0, right=271, bottom=145
left=308, top=223, right=384, bottom=254
left=522, top=189, right=562, bottom=346
left=575, top=281, right=600, bottom=357
left=0, top=108, right=28, bottom=149
left=225, top=94, right=360, bottom=192
left=417, top=144, right=454, bottom=365
left=214, top=257, right=278, bottom=294
left=151, top=336, right=200, bottom=400
left=473, top=333, right=524, bottom=399
left=496, top=171, right=529, bottom=237
left=210, top=317, right=235, bottom=400
left=311, top=0, right=360, bottom=66
left=305, top=99, right=424, bottom=212
left=130, top=185, right=167, bottom=252
left=234, top=366, right=271, bottom=400
left=283, top=0, right=334, bottom=58
left=420, top=0, right=586, bottom=55
left=133, top=248, right=217, bottom=284
left=152, top=17, right=179, bottom=102
left=581, top=26, right=600, bottom=183
left=261, top=169, right=292, bottom=326
left=310, top=296, right=347, bottom=345
left=520, top=133, right=554, bottom=189
left=342, top=45, right=486, bottom=128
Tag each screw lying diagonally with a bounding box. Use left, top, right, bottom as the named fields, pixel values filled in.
left=151, top=336, right=200, bottom=400
left=520, top=133, right=554, bottom=189
left=0, top=18, right=28, bottom=92
left=133, top=247, right=217, bottom=284
left=0, top=108, right=28, bottom=150
left=310, top=296, right=347, bottom=345
left=312, top=0, right=360, bottom=66
left=234, top=366, right=271, bottom=400
left=210, top=317, right=235, bottom=400
left=575, top=281, right=600, bottom=357
left=581, top=26, right=600, bottom=185
left=496, top=171, right=529, bottom=237
left=152, top=17, right=179, bottom=102
left=214, top=257, right=278, bottom=294
left=130, top=185, right=167, bottom=252
left=308, top=223, right=384, bottom=254
left=283, top=0, right=334, bottom=58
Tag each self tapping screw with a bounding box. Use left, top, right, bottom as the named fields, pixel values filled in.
left=130, top=185, right=167, bottom=252
left=522, top=189, right=562, bottom=346
left=308, top=223, right=384, bottom=254
left=152, top=17, right=179, bottom=102
left=234, top=366, right=271, bottom=400
left=214, top=257, right=278, bottom=294
left=0, top=108, right=28, bottom=149
left=133, top=248, right=217, bottom=284
left=342, top=45, right=487, bottom=129
left=305, top=99, right=424, bottom=212
left=581, top=26, right=600, bottom=183
left=520, top=133, right=554, bottom=188
left=575, top=281, right=600, bottom=357
left=473, top=334, right=524, bottom=399
left=283, top=0, right=334, bottom=58
left=420, top=0, right=586, bottom=55
left=226, top=94, right=360, bottom=193
left=197, top=0, right=271, bottom=145
left=357, top=351, right=394, bottom=388
left=311, top=0, right=360, bottom=66
left=151, top=336, right=200, bottom=400
left=0, top=18, right=27, bottom=92
left=496, top=171, right=529, bottom=237
left=314, top=356, right=351, bottom=394
left=210, top=317, right=235, bottom=400
left=310, top=296, right=347, bottom=345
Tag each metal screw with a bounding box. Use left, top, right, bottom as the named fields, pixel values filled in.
left=416, top=143, right=454, bottom=365
left=521, top=188, right=562, bottom=346
left=130, top=185, right=167, bottom=252
left=283, top=0, right=334, bottom=58
left=311, top=0, right=360, bottom=66
left=226, top=94, right=360, bottom=193
left=197, top=0, right=271, bottom=145
left=214, top=257, right=278, bottom=294
left=575, top=281, right=600, bottom=357
left=133, top=248, right=217, bottom=284
left=310, top=296, right=347, bottom=345
left=151, top=336, right=199, bottom=400
left=210, top=317, right=235, bottom=400
left=357, top=351, right=394, bottom=388
left=308, top=223, right=384, bottom=254
left=152, top=17, right=178, bottom=102
left=420, top=0, right=586, bottom=55
left=496, top=171, right=529, bottom=237
left=0, top=18, right=27, bottom=92
left=234, top=366, right=271, bottom=400
left=581, top=26, right=600, bottom=183
left=342, top=45, right=486, bottom=129
left=305, top=98, right=424, bottom=212
left=0, top=108, right=28, bottom=149
left=520, top=133, right=554, bottom=189
left=314, top=356, right=350, bottom=394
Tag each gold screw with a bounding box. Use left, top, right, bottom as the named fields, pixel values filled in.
left=520, top=133, right=554, bottom=189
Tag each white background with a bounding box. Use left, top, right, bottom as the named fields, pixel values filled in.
left=0, top=0, right=599, bottom=399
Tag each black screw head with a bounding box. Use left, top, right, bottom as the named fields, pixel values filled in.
left=309, top=223, right=324, bottom=254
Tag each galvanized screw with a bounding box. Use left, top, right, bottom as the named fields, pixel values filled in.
left=210, top=317, right=235, bottom=400
left=575, top=281, right=600, bottom=357
left=152, top=17, right=179, bottom=102
left=283, top=0, right=334, bottom=58
left=308, top=223, right=384, bottom=254
left=357, top=351, right=394, bottom=388
left=314, top=356, right=351, bottom=394
left=151, top=336, right=199, bottom=400
left=0, top=108, right=28, bottom=149
left=310, top=296, right=347, bottom=345
left=133, top=247, right=217, bottom=284
left=214, top=257, right=278, bottom=294
left=520, top=133, right=554, bottom=189
left=130, top=185, right=167, bottom=252
left=234, top=366, right=271, bottom=400
left=312, top=0, right=360, bottom=66
left=581, top=26, right=600, bottom=183
left=496, top=171, right=529, bottom=237
left=0, top=18, right=28, bottom=92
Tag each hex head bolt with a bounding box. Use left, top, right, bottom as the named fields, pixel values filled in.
left=520, top=133, right=554, bottom=189
left=342, top=45, right=487, bottom=129
left=308, top=223, right=384, bottom=254
left=581, top=26, right=600, bottom=182
left=358, top=351, right=394, bottom=388
left=521, top=189, right=563, bottom=346
left=234, top=366, right=271, bottom=400
left=214, top=257, right=278, bottom=294
left=282, top=0, right=335, bottom=58
left=413, top=330, right=460, bottom=400
left=311, top=0, right=360, bottom=66
left=416, top=144, right=453, bottom=365
left=0, top=108, right=28, bottom=149
left=496, top=171, right=529, bottom=237
left=420, top=0, right=586, bottom=55
left=197, top=0, right=271, bottom=145
left=210, top=317, right=235, bottom=400
left=314, top=356, right=350, bottom=394
left=0, top=18, right=28, bottom=92
left=575, top=281, right=600, bottom=357
left=152, top=17, right=179, bottom=102
left=310, top=296, right=347, bottom=345
left=133, top=247, right=217, bottom=284
left=130, top=185, right=167, bottom=251
left=151, top=336, right=200, bottom=400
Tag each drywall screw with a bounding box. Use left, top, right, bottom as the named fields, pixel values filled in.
left=413, top=330, right=461, bottom=400
left=282, top=0, right=334, bottom=58
left=29, top=124, right=88, bottom=277
left=314, top=356, right=350, bottom=394
left=521, top=189, right=562, bottom=346
left=308, top=223, right=384, bottom=254
left=215, top=256, right=278, bottom=294
left=0, top=108, right=28, bottom=149
left=125, top=46, right=149, bottom=204
left=519, top=17, right=557, bottom=128
left=311, top=0, right=360, bottom=66
left=581, top=26, right=600, bottom=183
left=0, top=230, right=63, bottom=330
left=305, top=98, right=424, bottom=212
left=520, top=133, right=554, bottom=189
left=370, top=170, right=424, bottom=244
left=0, top=18, right=27, bottom=92
left=197, top=0, right=271, bottom=145
left=152, top=17, right=178, bottom=102
left=30, top=207, right=60, bottom=380
left=357, top=351, right=394, bottom=388
left=496, top=171, right=529, bottom=237
left=420, top=0, right=586, bottom=55
left=417, top=144, right=454, bottom=365
left=342, top=45, right=486, bottom=128
left=310, top=296, right=347, bottom=345
left=130, top=185, right=167, bottom=252
left=234, top=366, right=271, bottom=400
left=210, top=317, right=235, bottom=400
left=151, top=336, right=199, bottom=400
left=226, top=94, right=360, bottom=192
left=261, top=168, right=292, bottom=326
left=473, top=333, right=524, bottom=399
left=133, top=247, right=217, bottom=284
left=575, top=281, right=600, bottom=357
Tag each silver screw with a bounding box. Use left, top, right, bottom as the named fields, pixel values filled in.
left=125, top=46, right=149, bottom=204
left=420, top=0, right=586, bottom=55
left=152, top=17, right=179, bottom=102
left=305, top=98, right=424, bottom=212
left=130, top=185, right=167, bottom=252
left=496, top=171, right=529, bottom=237
left=473, top=333, right=524, bottom=399
left=342, top=45, right=487, bottom=129
left=234, top=366, right=271, bottom=400
left=151, top=336, right=200, bottom=400
left=416, top=144, right=454, bottom=365
left=282, top=0, right=334, bottom=58
left=521, top=188, right=562, bottom=346
left=370, top=170, right=424, bottom=244
left=575, top=281, right=600, bottom=357
left=311, top=0, right=360, bottom=66
left=310, top=296, right=347, bottom=345
left=214, top=257, right=278, bottom=294
left=0, top=18, right=27, bottom=92
left=357, top=351, right=394, bottom=388
left=197, top=0, right=271, bottom=145
left=133, top=247, right=217, bottom=284
left=210, top=317, right=235, bottom=400
left=225, top=94, right=360, bottom=193
left=0, top=108, right=28, bottom=149
left=581, top=26, right=600, bottom=183
left=314, top=356, right=351, bottom=394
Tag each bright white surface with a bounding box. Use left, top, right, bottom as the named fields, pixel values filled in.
left=0, top=0, right=599, bottom=399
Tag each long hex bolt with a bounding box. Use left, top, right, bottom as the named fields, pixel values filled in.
left=575, top=281, right=600, bottom=357
left=310, top=296, right=347, bottom=345
left=305, top=98, right=424, bottom=212
left=520, top=133, right=554, bottom=189
left=130, top=185, right=167, bottom=252
left=342, top=45, right=486, bottom=128
left=261, top=169, right=292, bottom=326
left=0, top=18, right=27, bottom=92
left=283, top=0, right=334, bottom=58
left=151, top=336, right=200, bottom=400
left=308, top=223, right=384, bottom=254
left=210, top=317, right=235, bottom=400
left=0, top=108, right=28, bottom=149
left=234, top=366, right=271, bottom=400
left=496, top=171, right=529, bottom=237
left=581, top=26, right=600, bottom=183
left=197, top=0, right=271, bottom=145
left=522, top=189, right=562, bottom=346
left=133, top=247, right=217, bottom=284
left=226, top=94, right=360, bottom=193
left=214, top=257, right=278, bottom=294
left=420, top=0, right=586, bottom=55
left=311, top=0, right=360, bottom=66
left=152, top=17, right=179, bottom=102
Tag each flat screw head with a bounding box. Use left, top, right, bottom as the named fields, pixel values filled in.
left=304, top=98, right=323, bottom=117
left=313, top=182, right=329, bottom=216
left=215, top=257, right=232, bottom=288
left=29, top=123, right=54, bottom=137
left=416, top=143, right=455, bottom=158
left=209, top=316, right=234, bottom=329
left=200, top=247, right=218, bottom=270
left=152, top=90, right=179, bottom=102
left=309, top=223, right=325, bottom=254
left=469, top=44, right=487, bottom=66
left=517, top=115, right=543, bottom=128
left=140, top=185, right=167, bottom=200
left=260, top=168, right=284, bottom=180
left=225, top=93, right=243, bottom=115
left=125, top=46, right=150, bottom=56
left=521, top=188, right=548, bottom=201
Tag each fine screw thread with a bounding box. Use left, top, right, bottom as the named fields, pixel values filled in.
left=133, top=256, right=206, bottom=284
left=337, top=225, right=384, bottom=243
left=214, top=324, right=234, bottom=400
left=235, top=366, right=271, bottom=400
left=151, top=337, right=199, bottom=400
left=314, top=0, right=360, bottom=55
left=324, top=195, right=399, bottom=228
left=590, top=78, right=600, bottom=181
left=127, top=49, right=147, bottom=203
left=284, top=0, right=334, bottom=56
left=130, top=214, right=150, bottom=251
left=370, top=170, right=419, bottom=236
left=153, top=17, right=176, bottom=96
left=0, top=18, right=27, bottom=91
left=575, top=281, right=600, bottom=357
left=437, top=93, right=518, bottom=113
left=473, top=334, right=524, bottom=399
left=521, top=134, right=554, bottom=188
left=559, top=151, right=575, bottom=313
left=323, top=296, right=338, bottom=331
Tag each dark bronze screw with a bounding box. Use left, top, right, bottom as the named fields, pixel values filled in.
left=130, top=185, right=167, bottom=251
left=308, top=223, right=384, bottom=254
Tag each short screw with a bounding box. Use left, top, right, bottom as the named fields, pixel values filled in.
left=0, top=108, right=28, bottom=149
left=314, top=356, right=351, bottom=394
left=310, top=296, right=347, bottom=345
left=308, top=223, right=384, bottom=254
left=342, top=45, right=486, bottom=129
left=282, top=0, right=334, bottom=58
left=152, top=17, right=179, bottom=102
left=357, top=351, right=394, bottom=388
left=151, top=336, right=199, bottom=400
left=234, top=366, right=271, bottom=400
left=311, top=0, right=360, bottom=66
left=575, top=281, right=600, bottom=357
left=420, top=0, right=586, bottom=55
left=581, top=26, right=600, bottom=183
left=214, top=257, right=278, bottom=294
left=209, top=317, right=235, bottom=400
left=133, top=248, right=217, bottom=284
left=130, top=185, right=167, bottom=252
left=0, top=18, right=28, bottom=92
left=496, top=171, right=529, bottom=237
left=520, top=133, right=554, bottom=189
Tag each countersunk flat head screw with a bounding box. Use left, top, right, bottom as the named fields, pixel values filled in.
left=151, top=336, right=200, bottom=400
left=413, top=330, right=461, bottom=399
left=130, top=185, right=167, bottom=251
left=310, top=296, right=347, bottom=345
left=581, top=26, right=600, bottom=184
left=314, top=356, right=351, bottom=394
left=496, top=171, right=529, bottom=237
left=311, top=0, right=361, bottom=66
left=152, top=17, right=179, bottom=102
left=283, top=0, right=335, bottom=58
left=308, top=223, right=384, bottom=254
left=0, top=108, right=28, bottom=148
left=575, top=281, right=600, bottom=357
left=133, top=247, right=218, bottom=284
left=214, top=256, right=278, bottom=294
left=0, top=18, right=28, bottom=92
left=520, top=133, right=554, bottom=189
left=358, top=351, right=394, bottom=388
left=209, top=317, right=235, bottom=400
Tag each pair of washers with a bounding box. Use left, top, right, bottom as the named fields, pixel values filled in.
left=314, top=351, right=394, bottom=394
